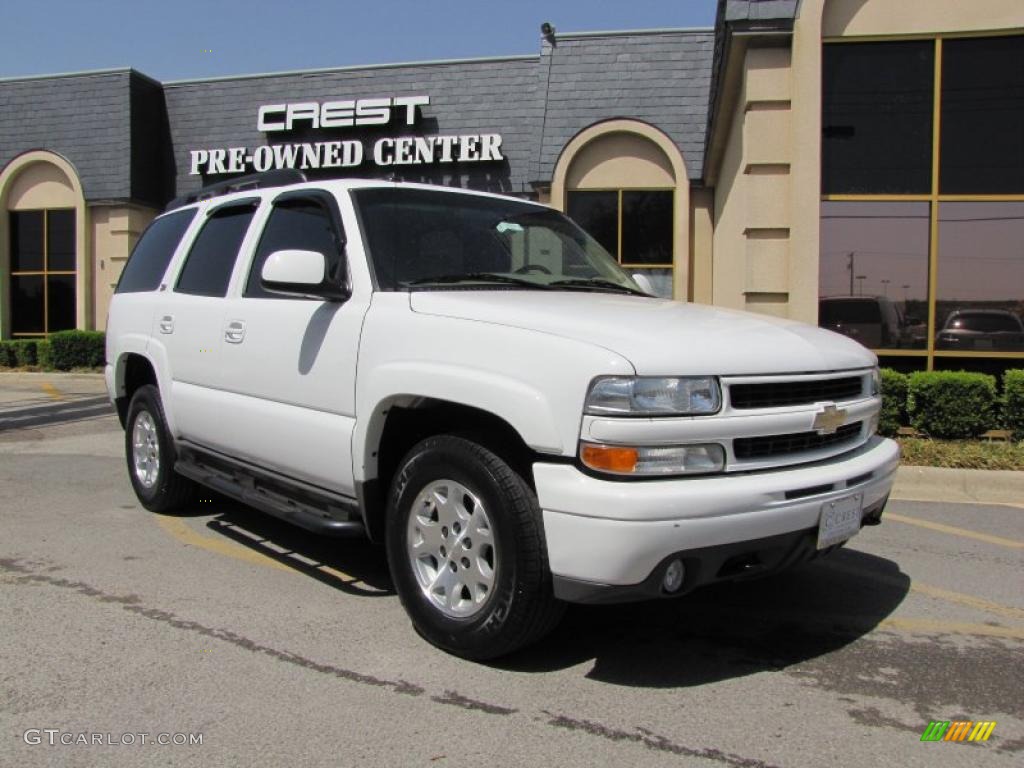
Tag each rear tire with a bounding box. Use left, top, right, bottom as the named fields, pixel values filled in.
left=125, top=385, right=195, bottom=513
left=386, top=435, right=564, bottom=660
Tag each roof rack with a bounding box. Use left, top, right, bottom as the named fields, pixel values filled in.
left=164, top=169, right=307, bottom=212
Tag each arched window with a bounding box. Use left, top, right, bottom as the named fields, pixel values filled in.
left=0, top=152, right=86, bottom=339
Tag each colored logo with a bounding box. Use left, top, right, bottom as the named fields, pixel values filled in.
left=921, top=720, right=996, bottom=742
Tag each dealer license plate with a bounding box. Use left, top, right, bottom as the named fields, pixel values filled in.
left=817, top=493, right=863, bottom=549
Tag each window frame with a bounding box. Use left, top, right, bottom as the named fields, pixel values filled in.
left=242, top=189, right=349, bottom=300
left=821, top=31, right=1024, bottom=368
left=9, top=207, right=77, bottom=337
left=173, top=199, right=259, bottom=298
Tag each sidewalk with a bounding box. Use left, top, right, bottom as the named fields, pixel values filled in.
left=892, top=465, right=1024, bottom=506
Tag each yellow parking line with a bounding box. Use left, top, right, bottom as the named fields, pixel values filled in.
left=823, top=559, right=1024, bottom=622
left=157, top=515, right=292, bottom=573
left=156, top=515, right=362, bottom=587
left=878, top=617, right=1024, bottom=640
left=41, top=382, right=64, bottom=401
left=909, top=582, right=1024, bottom=622
left=885, top=512, right=1024, bottom=550
left=895, top=496, right=1024, bottom=511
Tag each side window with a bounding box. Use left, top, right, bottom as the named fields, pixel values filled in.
left=175, top=205, right=256, bottom=297
left=116, top=209, right=197, bottom=293
left=245, top=199, right=342, bottom=298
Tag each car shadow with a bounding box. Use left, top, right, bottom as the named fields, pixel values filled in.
left=175, top=495, right=394, bottom=598
left=496, top=547, right=910, bottom=688
left=160, top=495, right=910, bottom=687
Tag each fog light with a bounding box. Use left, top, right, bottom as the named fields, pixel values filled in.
left=662, top=559, right=685, bottom=593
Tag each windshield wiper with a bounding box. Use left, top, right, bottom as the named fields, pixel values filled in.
left=548, top=278, right=648, bottom=296
left=404, top=272, right=551, bottom=289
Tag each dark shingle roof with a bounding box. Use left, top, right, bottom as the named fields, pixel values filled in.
left=535, top=30, right=714, bottom=182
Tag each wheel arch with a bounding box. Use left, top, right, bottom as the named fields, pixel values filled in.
left=357, top=395, right=554, bottom=542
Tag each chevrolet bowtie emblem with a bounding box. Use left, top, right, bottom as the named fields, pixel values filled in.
left=813, top=404, right=847, bottom=435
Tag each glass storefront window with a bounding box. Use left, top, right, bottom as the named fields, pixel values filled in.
left=822, top=41, right=934, bottom=195
left=819, top=201, right=930, bottom=349
left=566, top=189, right=675, bottom=298
left=9, top=209, right=76, bottom=336
left=940, top=35, right=1024, bottom=195
left=935, top=202, right=1024, bottom=352
left=821, top=35, right=1023, bottom=371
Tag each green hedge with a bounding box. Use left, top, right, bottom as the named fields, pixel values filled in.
left=47, top=330, right=106, bottom=370
left=1006, top=369, right=1024, bottom=440
left=12, top=340, right=38, bottom=367
left=907, top=371, right=997, bottom=439
left=0, top=341, right=15, bottom=368
left=36, top=340, right=52, bottom=371
left=879, top=368, right=908, bottom=437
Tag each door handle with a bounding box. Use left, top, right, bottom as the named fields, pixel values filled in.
left=224, top=320, right=246, bottom=344
left=159, top=315, right=174, bottom=334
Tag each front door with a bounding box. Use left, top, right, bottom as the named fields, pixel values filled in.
left=218, top=191, right=368, bottom=496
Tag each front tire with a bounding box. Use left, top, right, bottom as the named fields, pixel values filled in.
left=386, top=436, right=564, bottom=660
left=125, top=385, right=195, bottom=513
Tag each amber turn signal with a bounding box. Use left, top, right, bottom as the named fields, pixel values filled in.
left=580, top=443, right=639, bottom=473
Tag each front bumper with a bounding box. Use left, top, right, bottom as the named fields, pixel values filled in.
left=533, top=436, right=899, bottom=602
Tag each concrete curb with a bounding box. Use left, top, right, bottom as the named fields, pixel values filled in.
left=893, top=465, right=1024, bottom=506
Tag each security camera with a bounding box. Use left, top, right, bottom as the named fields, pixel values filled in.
left=541, top=22, right=555, bottom=38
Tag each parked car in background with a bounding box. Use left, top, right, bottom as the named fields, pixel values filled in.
left=819, top=296, right=906, bottom=349
left=936, top=309, right=1024, bottom=351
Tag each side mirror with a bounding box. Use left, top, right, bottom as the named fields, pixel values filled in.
left=631, top=273, right=655, bottom=296
left=260, top=249, right=349, bottom=301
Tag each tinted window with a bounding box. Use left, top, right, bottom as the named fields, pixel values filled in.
left=47, top=209, right=76, bottom=271
left=936, top=202, right=1024, bottom=351
left=117, top=209, right=196, bottom=293
left=822, top=41, right=934, bottom=194
left=566, top=191, right=618, bottom=257
left=11, top=275, right=44, bottom=334
left=819, top=201, right=930, bottom=349
left=621, top=191, right=673, bottom=265
left=940, top=35, right=1024, bottom=194
left=47, top=275, right=76, bottom=332
left=246, top=200, right=341, bottom=298
left=175, top=206, right=254, bottom=297
left=10, top=211, right=44, bottom=271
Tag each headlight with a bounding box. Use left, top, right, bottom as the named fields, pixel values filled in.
left=580, top=442, right=725, bottom=476
left=585, top=376, right=721, bottom=416
left=870, top=368, right=881, bottom=397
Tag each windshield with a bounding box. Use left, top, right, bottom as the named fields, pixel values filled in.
left=353, top=187, right=645, bottom=294
left=819, top=299, right=882, bottom=325
left=945, top=311, right=1023, bottom=333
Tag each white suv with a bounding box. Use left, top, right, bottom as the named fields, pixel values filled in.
left=106, top=171, right=899, bottom=659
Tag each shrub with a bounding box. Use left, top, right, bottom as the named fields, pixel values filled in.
left=12, top=340, right=38, bottom=367
left=878, top=368, right=908, bottom=437
left=0, top=341, right=15, bottom=368
left=1005, top=369, right=1024, bottom=440
left=47, top=330, right=106, bottom=370
left=36, top=340, right=53, bottom=371
left=907, top=371, right=997, bottom=439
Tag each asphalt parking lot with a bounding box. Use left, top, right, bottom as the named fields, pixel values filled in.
left=1, top=373, right=1022, bottom=767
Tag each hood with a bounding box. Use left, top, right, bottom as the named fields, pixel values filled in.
left=409, top=291, right=876, bottom=375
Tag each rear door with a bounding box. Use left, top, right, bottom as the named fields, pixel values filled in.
left=217, top=190, right=369, bottom=495
left=155, top=199, right=260, bottom=451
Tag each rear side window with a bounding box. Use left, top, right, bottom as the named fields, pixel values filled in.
left=175, top=205, right=256, bottom=297
left=116, top=209, right=196, bottom=293
left=245, top=199, right=341, bottom=298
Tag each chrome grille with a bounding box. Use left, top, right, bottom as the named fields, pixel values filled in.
left=729, top=376, right=864, bottom=409
left=733, top=422, right=863, bottom=460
